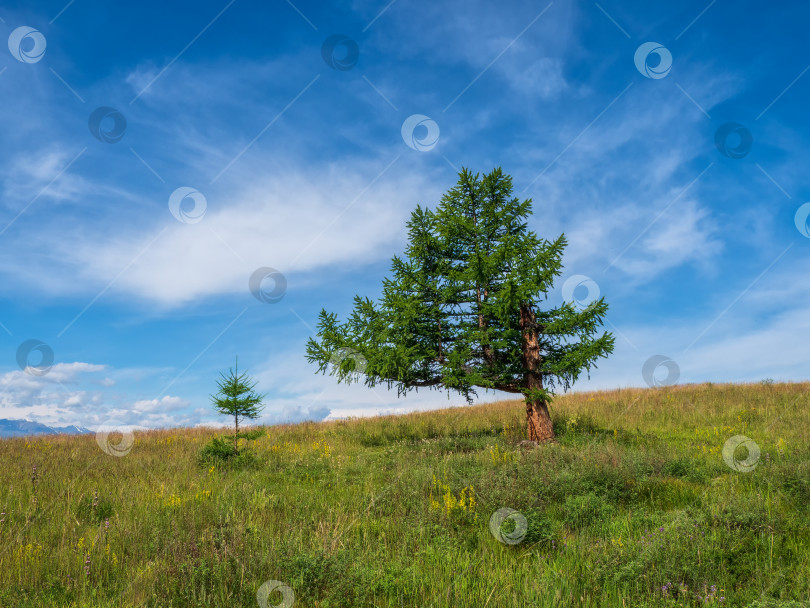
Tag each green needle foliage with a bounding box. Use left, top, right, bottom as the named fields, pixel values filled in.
left=306, top=167, right=615, bottom=440
left=210, top=358, right=265, bottom=454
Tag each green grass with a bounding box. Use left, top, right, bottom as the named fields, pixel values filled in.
left=1, top=381, right=808, bottom=607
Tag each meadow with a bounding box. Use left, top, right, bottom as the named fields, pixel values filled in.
left=0, top=381, right=808, bottom=607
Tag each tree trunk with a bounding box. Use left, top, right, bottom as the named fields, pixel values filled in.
left=234, top=415, right=239, bottom=455
left=525, top=397, right=555, bottom=442
left=520, top=304, right=555, bottom=441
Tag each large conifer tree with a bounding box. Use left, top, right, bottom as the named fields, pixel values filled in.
left=306, top=167, right=614, bottom=440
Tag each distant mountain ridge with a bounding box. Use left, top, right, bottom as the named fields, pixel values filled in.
left=0, top=419, right=93, bottom=438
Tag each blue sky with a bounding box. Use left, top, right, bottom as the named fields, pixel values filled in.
left=1, top=0, right=808, bottom=431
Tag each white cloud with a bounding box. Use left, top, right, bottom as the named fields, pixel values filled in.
left=44, top=362, right=107, bottom=382
left=194, top=420, right=233, bottom=429
left=132, top=395, right=190, bottom=413
left=0, top=362, right=105, bottom=393
left=2, top=146, right=143, bottom=208
left=611, top=199, right=724, bottom=278
left=0, top=362, right=109, bottom=427
left=506, top=57, right=568, bottom=100
left=0, top=361, right=195, bottom=430
left=88, top=402, right=193, bottom=430
left=570, top=262, right=810, bottom=391
left=39, top=163, right=439, bottom=306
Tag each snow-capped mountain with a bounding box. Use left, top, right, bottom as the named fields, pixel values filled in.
left=0, top=419, right=94, bottom=438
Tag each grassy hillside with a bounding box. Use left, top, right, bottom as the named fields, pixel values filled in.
left=1, top=382, right=808, bottom=607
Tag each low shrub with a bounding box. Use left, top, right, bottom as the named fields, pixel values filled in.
left=199, top=436, right=237, bottom=463
left=521, top=507, right=559, bottom=545
left=198, top=437, right=260, bottom=469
